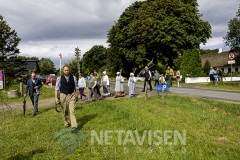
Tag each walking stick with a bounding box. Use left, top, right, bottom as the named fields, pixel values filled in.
left=145, top=81, right=148, bottom=101
left=55, top=91, right=61, bottom=112
left=23, top=97, right=26, bottom=116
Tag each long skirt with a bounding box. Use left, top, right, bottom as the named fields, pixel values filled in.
left=128, top=82, right=136, bottom=96
left=102, top=81, right=109, bottom=94
left=115, top=81, right=124, bottom=92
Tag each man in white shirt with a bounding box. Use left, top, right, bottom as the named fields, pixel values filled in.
left=78, top=73, right=86, bottom=101
left=141, top=66, right=153, bottom=92
left=209, top=67, right=216, bottom=84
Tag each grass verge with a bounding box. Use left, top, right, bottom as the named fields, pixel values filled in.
left=197, top=82, right=240, bottom=92
left=0, top=84, right=55, bottom=103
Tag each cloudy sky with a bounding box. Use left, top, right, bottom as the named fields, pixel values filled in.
left=0, top=0, right=239, bottom=69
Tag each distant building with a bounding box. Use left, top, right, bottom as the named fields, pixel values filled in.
left=200, top=51, right=239, bottom=73
left=23, top=60, right=40, bottom=74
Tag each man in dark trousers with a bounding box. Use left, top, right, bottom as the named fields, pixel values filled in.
left=24, top=71, right=42, bottom=116
left=55, top=65, right=79, bottom=133
left=141, top=66, right=153, bottom=92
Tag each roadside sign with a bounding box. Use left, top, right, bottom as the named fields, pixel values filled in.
left=156, top=84, right=168, bottom=92
left=228, top=60, right=235, bottom=64
left=228, top=52, right=236, bottom=60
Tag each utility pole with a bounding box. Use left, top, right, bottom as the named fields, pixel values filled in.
left=75, top=47, right=81, bottom=74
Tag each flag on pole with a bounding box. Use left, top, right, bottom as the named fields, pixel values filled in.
left=59, top=53, right=62, bottom=59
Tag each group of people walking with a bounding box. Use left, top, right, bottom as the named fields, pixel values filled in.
left=142, top=66, right=182, bottom=90
left=24, top=64, right=181, bottom=133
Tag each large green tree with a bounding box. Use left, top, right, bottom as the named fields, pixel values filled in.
left=203, top=59, right=211, bottom=76
left=224, top=7, right=240, bottom=53
left=81, top=45, right=107, bottom=76
left=180, top=48, right=203, bottom=78
left=107, top=0, right=211, bottom=75
left=38, top=58, right=56, bottom=75
left=67, top=59, right=78, bottom=77
left=0, top=15, right=22, bottom=87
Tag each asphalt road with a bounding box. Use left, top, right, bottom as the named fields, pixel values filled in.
left=114, top=82, right=240, bottom=103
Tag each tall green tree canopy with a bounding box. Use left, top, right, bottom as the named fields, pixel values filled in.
left=224, top=7, right=240, bottom=53
left=81, top=45, right=107, bottom=76
left=203, top=59, right=211, bottom=76
left=67, top=59, right=78, bottom=77
left=0, top=15, right=22, bottom=86
left=107, top=0, right=211, bottom=75
left=180, top=48, right=203, bottom=78
left=38, top=58, right=56, bottom=75
left=0, top=15, right=21, bottom=58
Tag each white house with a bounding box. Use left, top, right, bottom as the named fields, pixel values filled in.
left=200, top=50, right=240, bottom=73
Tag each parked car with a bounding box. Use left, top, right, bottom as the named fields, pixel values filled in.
left=46, top=74, right=58, bottom=86
left=39, top=75, right=48, bottom=84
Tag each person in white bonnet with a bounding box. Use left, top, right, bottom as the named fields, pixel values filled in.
left=128, top=72, right=136, bottom=97
left=115, top=71, right=125, bottom=98
left=101, top=71, right=111, bottom=97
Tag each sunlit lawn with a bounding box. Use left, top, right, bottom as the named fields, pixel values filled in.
left=197, top=82, right=240, bottom=91
left=0, top=84, right=55, bottom=103
left=0, top=95, right=239, bottom=159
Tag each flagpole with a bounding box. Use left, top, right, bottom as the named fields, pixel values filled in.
left=59, top=53, right=62, bottom=71
left=60, top=58, right=61, bottom=71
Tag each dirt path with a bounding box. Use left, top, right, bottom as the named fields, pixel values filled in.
left=1, top=85, right=157, bottom=112
left=3, top=81, right=239, bottom=112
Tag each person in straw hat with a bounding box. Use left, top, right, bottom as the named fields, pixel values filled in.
left=128, top=72, right=136, bottom=97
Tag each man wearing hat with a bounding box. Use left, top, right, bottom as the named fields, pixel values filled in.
left=141, top=66, right=153, bottom=92
left=128, top=73, right=136, bottom=97
left=209, top=67, right=216, bottom=84
left=102, top=71, right=111, bottom=97
left=115, top=72, right=125, bottom=98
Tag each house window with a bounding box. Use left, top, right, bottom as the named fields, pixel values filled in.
left=228, top=68, right=231, bottom=73
left=235, top=67, right=239, bottom=72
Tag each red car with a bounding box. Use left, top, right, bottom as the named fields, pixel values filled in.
left=46, top=74, right=58, bottom=86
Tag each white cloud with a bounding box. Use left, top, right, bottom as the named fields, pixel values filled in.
left=19, top=38, right=108, bottom=69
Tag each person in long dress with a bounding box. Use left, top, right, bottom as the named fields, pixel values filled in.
left=102, top=71, right=111, bottom=97
left=115, top=72, right=125, bottom=98
left=176, top=70, right=181, bottom=87
left=128, top=72, right=136, bottom=97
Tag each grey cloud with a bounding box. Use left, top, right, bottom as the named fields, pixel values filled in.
left=0, top=0, right=238, bottom=53
left=0, top=0, right=137, bottom=42
left=198, top=0, right=239, bottom=39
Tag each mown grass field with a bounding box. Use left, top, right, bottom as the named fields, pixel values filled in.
left=197, top=82, right=240, bottom=92
left=0, top=95, right=239, bottom=159
left=0, top=84, right=55, bottom=103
